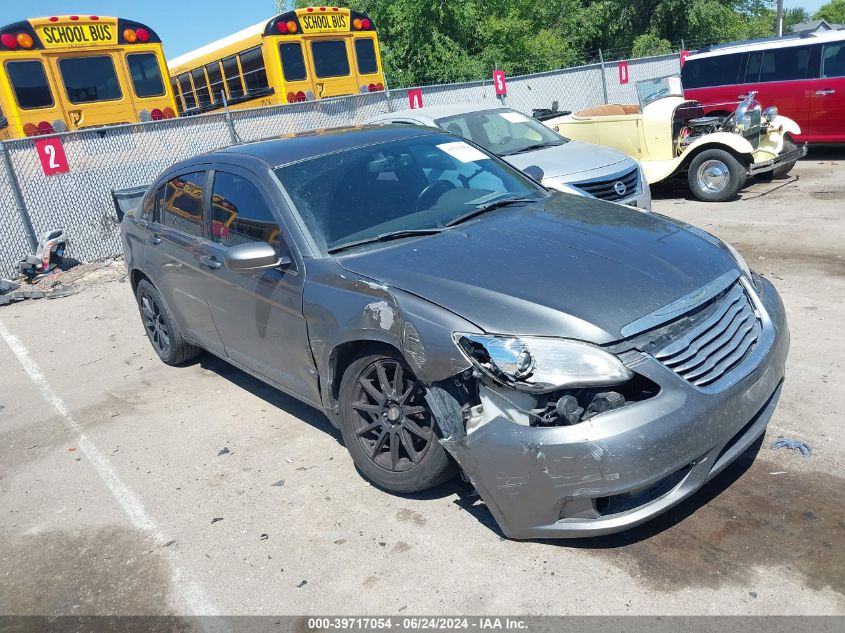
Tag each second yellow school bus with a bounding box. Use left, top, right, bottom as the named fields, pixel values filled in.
left=0, top=15, right=178, bottom=139
left=167, top=6, right=385, bottom=115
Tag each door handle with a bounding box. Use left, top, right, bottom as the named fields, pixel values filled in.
left=815, top=89, right=835, bottom=96
left=200, top=255, right=222, bottom=270
left=148, top=234, right=162, bottom=245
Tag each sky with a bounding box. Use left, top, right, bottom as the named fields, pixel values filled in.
left=0, top=0, right=834, bottom=59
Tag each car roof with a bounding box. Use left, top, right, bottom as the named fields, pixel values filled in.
left=371, top=103, right=510, bottom=123
left=206, top=124, right=441, bottom=167
left=688, top=29, right=845, bottom=59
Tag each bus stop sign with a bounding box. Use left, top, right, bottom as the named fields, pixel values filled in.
left=35, top=137, right=70, bottom=176
left=493, top=70, right=507, bottom=96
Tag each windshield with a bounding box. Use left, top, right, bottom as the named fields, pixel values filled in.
left=435, top=108, right=566, bottom=156
left=274, top=134, right=545, bottom=254
left=636, top=75, right=684, bottom=108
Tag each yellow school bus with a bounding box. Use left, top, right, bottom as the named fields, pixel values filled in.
left=0, top=15, right=178, bottom=139
left=167, top=6, right=385, bottom=115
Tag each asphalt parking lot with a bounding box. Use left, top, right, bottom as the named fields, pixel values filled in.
left=1, top=149, right=843, bottom=617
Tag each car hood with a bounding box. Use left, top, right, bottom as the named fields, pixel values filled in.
left=335, top=195, right=737, bottom=344
left=504, top=140, right=632, bottom=181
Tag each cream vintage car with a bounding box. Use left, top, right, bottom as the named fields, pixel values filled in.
left=544, top=75, right=807, bottom=202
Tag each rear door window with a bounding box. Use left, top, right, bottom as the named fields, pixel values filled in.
left=822, top=43, right=845, bottom=78
left=6, top=60, right=54, bottom=109
left=210, top=171, right=282, bottom=250
left=279, top=42, right=307, bottom=82
left=127, top=53, right=165, bottom=98
left=158, top=172, right=206, bottom=237
left=58, top=56, right=122, bottom=103
left=757, top=46, right=814, bottom=82
left=354, top=38, right=378, bottom=75
left=311, top=40, right=350, bottom=78
left=222, top=55, right=244, bottom=99
left=239, top=47, right=269, bottom=94
left=681, top=53, right=743, bottom=88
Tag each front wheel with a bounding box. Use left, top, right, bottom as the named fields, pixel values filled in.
left=687, top=149, right=746, bottom=202
left=771, top=133, right=798, bottom=179
left=337, top=353, right=455, bottom=493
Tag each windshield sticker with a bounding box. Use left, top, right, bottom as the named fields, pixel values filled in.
left=499, top=112, right=529, bottom=123
left=437, top=141, right=488, bottom=163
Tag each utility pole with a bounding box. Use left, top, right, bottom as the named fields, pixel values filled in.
left=776, top=0, right=784, bottom=36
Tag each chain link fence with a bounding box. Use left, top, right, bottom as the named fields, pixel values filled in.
left=0, top=52, right=681, bottom=277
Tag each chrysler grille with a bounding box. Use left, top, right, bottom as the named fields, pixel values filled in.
left=654, top=283, right=762, bottom=387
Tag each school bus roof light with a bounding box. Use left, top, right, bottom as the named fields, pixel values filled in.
left=69, top=16, right=79, bottom=21
left=287, top=21, right=298, bottom=33
left=352, top=18, right=362, bottom=30
left=0, top=33, right=17, bottom=50
left=362, top=18, right=371, bottom=30
left=17, top=33, right=34, bottom=49
left=49, top=17, right=59, bottom=22
left=136, top=28, right=150, bottom=43
left=123, top=28, right=138, bottom=43
left=90, top=16, right=100, bottom=21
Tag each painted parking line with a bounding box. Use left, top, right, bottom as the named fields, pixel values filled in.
left=0, top=320, right=218, bottom=616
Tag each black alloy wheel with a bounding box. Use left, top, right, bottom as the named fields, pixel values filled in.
left=338, top=353, right=455, bottom=492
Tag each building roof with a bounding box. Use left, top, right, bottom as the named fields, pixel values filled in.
left=790, top=19, right=845, bottom=33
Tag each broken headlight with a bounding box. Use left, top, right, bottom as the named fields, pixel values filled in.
left=453, top=334, right=633, bottom=393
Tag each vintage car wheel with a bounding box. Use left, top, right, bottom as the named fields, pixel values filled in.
left=687, top=149, right=745, bottom=202
left=771, top=134, right=798, bottom=179
left=338, top=353, right=455, bottom=493
left=135, top=280, right=201, bottom=365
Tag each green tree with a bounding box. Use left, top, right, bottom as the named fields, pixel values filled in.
left=631, top=33, right=674, bottom=56
left=815, top=0, right=845, bottom=23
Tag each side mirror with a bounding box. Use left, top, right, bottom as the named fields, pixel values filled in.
left=522, top=165, right=545, bottom=182
left=224, top=241, right=288, bottom=273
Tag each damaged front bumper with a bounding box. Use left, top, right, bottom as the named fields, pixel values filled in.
left=442, top=277, right=788, bottom=539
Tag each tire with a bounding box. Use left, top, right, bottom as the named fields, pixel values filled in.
left=337, top=352, right=456, bottom=493
left=135, top=279, right=201, bottom=365
left=771, top=133, right=798, bottom=179
left=687, top=149, right=746, bottom=202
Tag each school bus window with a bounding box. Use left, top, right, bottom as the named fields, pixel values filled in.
left=59, top=56, right=122, bottom=104
left=206, top=62, right=224, bottom=103
left=177, top=73, right=196, bottom=110
left=222, top=55, right=244, bottom=99
left=191, top=68, right=211, bottom=108
left=127, top=53, right=165, bottom=98
left=279, top=42, right=307, bottom=82
left=311, top=40, right=350, bottom=78
left=239, top=47, right=269, bottom=94
left=5, top=60, right=54, bottom=109
left=355, top=38, right=378, bottom=75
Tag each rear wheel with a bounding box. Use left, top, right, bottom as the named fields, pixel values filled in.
left=338, top=353, right=455, bottom=493
left=771, top=133, right=798, bottom=179
left=135, top=279, right=201, bottom=365
left=687, top=149, right=746, bottom=202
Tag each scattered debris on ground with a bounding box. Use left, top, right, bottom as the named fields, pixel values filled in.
left=211, top=517, right=224, bottom=524
left=771, top=436, right=812, bottom=458
left=0, top=257, right=126, bottom=307
left=271, top=480, right=285, bottom=487
left=217, top=447, right=231, bottom=456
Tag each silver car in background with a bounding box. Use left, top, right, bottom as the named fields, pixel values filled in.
left=367, top=103, right=652, bottom=210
